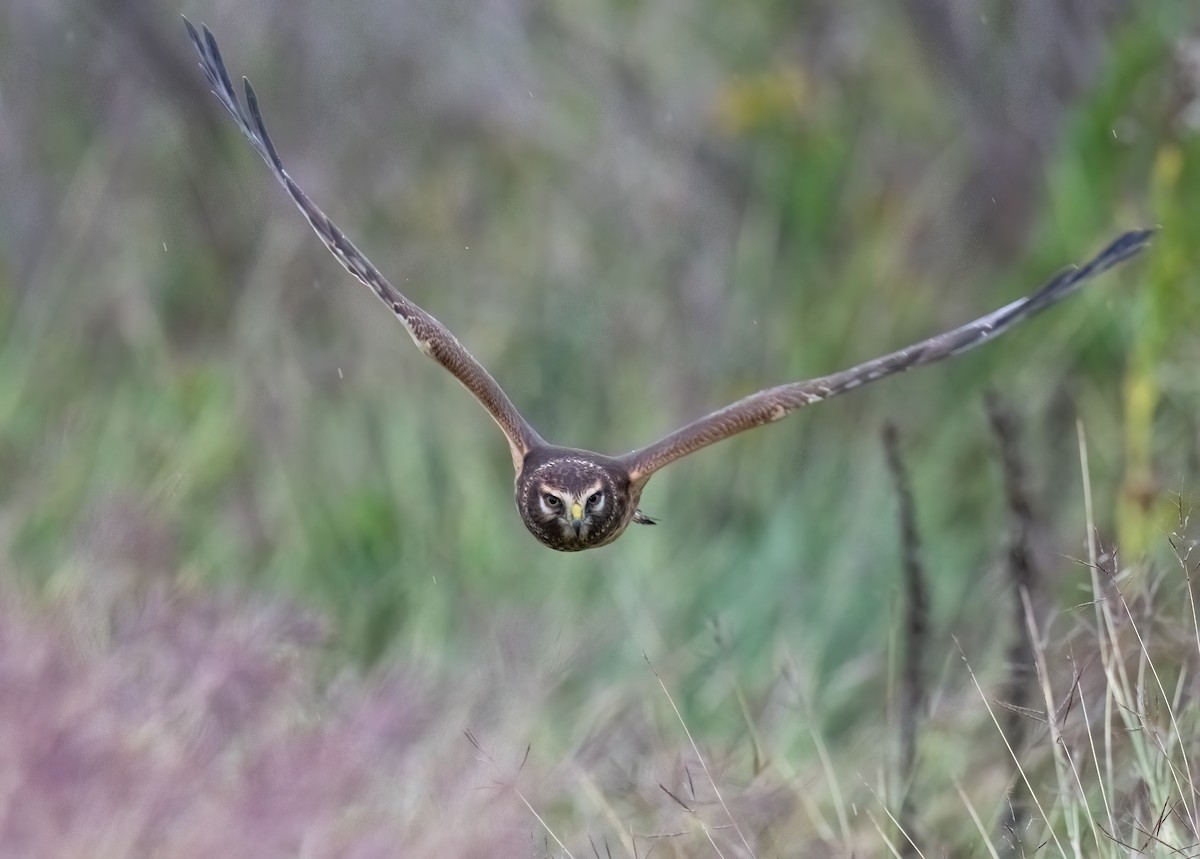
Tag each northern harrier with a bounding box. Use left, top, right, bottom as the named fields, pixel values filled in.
left=186, top=20, right=1152, bottom=551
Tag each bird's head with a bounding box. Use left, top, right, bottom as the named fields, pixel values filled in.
left=515, top=451, right=636, bottom=551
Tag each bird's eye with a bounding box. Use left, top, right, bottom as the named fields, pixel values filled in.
left=588, top=491, right=603, bottom=507
left=542, top=493, right=561, bottom=508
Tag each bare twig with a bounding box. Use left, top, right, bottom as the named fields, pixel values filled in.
left=985, top=392, right=1040, bottom=852
left=882, top=422, right=929, bottom=858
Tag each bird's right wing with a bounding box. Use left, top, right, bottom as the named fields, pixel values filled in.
left=185, top=19, right=544, bottom=471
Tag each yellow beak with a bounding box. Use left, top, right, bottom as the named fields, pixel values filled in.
left=569, top=502, right=583, bottom=523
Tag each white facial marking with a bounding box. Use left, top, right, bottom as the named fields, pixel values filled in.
left=582, top=481, right=605, bottom=513
left=537, top=484, right=567, bottom=519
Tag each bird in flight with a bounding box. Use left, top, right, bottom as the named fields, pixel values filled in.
left=185, top=20, right=1152, bottom=552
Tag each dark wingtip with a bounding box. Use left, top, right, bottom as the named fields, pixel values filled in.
left=182, top=17, right=210, bottom=77
left=182, top=15, right=201, bottom=47
left=242, top=77, right=283, bottom=170
left=1111, top=226, right=1156, bottom=254
left=203, top=25, right=238, bottom=101
left=1087, top=226, right=1156, bottom=278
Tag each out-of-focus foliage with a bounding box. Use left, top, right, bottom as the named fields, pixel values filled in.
left=2, top=0, right=1199, bottom=853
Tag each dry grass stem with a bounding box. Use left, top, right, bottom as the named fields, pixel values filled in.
left=645, top=653, right=755, bottom=858
left=882, top=422, right=929, bottom=856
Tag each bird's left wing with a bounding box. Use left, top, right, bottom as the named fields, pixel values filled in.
left=185, top=19, right=544, bottom=471
left=621, top=229, right=1153, bottom=484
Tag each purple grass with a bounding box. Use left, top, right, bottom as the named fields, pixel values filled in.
left=0, top=586, right=532, bottom=857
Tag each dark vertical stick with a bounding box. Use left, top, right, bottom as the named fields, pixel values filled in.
left=882, top=422, right=929, bottom=857
left=985, top=392, right=1040, bottom=854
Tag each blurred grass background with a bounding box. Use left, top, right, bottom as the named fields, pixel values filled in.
left=2, top=0, right=1200, bottom=853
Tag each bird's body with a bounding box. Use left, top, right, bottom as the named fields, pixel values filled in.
left=185, top=20, right=1153, bottom=552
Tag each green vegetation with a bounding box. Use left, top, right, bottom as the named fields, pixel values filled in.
left=1, top=1, right=1199, bottom=854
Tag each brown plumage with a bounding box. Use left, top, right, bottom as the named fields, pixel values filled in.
left=186, top=20, right=1153, bottom=552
